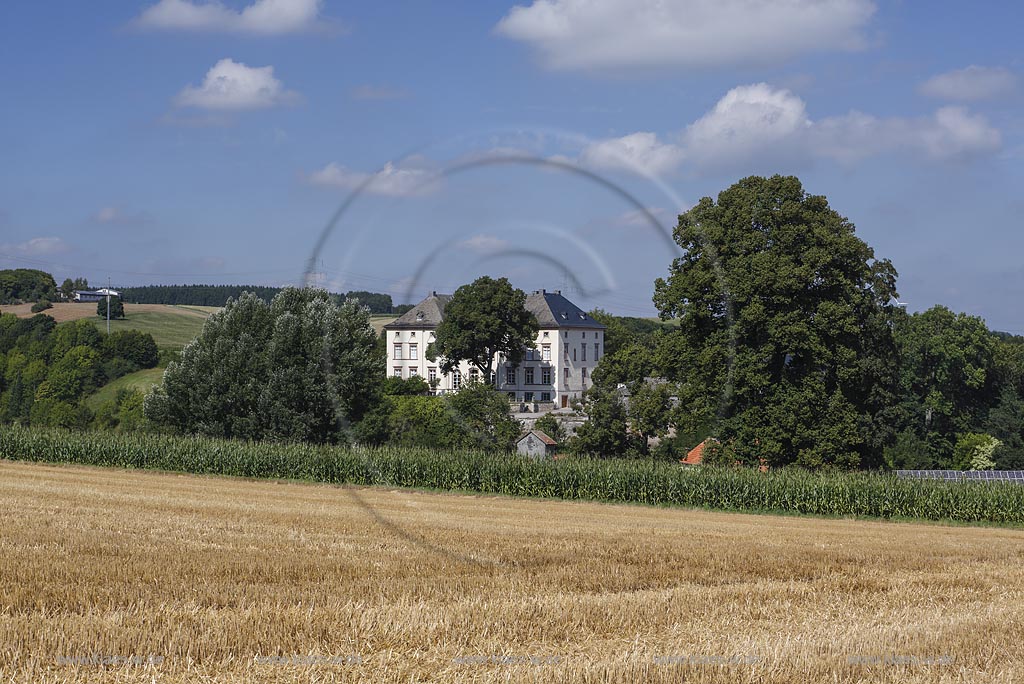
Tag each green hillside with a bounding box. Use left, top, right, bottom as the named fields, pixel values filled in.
left=84, top=367, right=165, bottom=410
left=90, top=306, right=210, bottom=350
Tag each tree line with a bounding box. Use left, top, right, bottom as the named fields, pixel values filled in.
left=7, top=175, right=1020, bottom=471
left=2, top=273, right=409, bottom=316
left=0, top=314, right=159, bottom=431
left=0, top=269, right=57, bottom=305
left=576, top=175, right=1024, bottom=470
left=117, top=284, right=403, bottom=313
left=142, top=288, right=521, bottom=450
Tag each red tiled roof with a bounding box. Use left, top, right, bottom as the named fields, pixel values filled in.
left=678, top=439, right=770, bottom=472
left=681, top=439, right=715, bottom=465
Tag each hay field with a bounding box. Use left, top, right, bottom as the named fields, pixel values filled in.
left=1, top=461, right=1022, bottom=683
left=0, top=302, right=204, bottom=324
left=370, top=314, right=396, bottom=335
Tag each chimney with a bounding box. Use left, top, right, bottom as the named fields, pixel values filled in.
left=430, top=291, right=436, bottom=297
left=554, top=290, right=561, bottom=295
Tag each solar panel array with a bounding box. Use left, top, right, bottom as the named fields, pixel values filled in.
left=896, top=470, right=1024, bottom=484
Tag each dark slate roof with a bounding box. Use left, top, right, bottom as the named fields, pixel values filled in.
left=385, top=289, right=604, bottom=330
left=384, top=292, right=451, bottom=329
left=525, top=290, right=605, bottom=329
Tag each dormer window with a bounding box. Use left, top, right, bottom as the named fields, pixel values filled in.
left=416, top=311, right=425, bottom=322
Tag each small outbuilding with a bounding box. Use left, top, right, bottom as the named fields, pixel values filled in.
left=516, top=429, right=557, bottom=459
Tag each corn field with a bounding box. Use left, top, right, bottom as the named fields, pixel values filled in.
left=2, top=425, right=1022, bottom=524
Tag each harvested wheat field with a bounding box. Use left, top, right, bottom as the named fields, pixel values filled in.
left=0, top=302, right=202, bottom=323
left=1, top=461, right=1022, bottom=683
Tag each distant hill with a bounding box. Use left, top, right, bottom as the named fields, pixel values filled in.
left=118, top=285, right=285, bottom=307
left=118, top=284, right=404, bottom=314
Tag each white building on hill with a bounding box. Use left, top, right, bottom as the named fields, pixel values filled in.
left=73, top=288, right=119, bottom=303
left=384, top=289, right=605, bottom=408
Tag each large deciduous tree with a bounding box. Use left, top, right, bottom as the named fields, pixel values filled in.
left=892, top=305, right=998, bottom=467
left=571, top=385, right=634, bottom=457
left=434, top=276, right=538, bottom=383
left=144, top=288, right=382, bottom=443
left=652, top=175, right=900, bottom=469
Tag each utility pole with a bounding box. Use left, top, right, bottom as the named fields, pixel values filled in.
left=106, top=277, right=111, bottom=335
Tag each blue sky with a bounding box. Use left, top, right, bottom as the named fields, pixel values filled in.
left=1, top=1, right=1022, bottom=329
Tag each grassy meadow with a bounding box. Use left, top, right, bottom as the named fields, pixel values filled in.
left=82, top=367, right=165, bottom=410
left=1, top=460, right=1021, bottom=683
left=89, top=304, right=212, bottom=350
left=0, top=302, right=213, bottom=350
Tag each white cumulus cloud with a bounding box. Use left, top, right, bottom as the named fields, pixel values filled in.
left=808, top=106, right=1002, bottom=163
left=495, top=0, right=876, bottom=72
left=580, top=84, right=1002, bottom=174
left=136, top=0, right=324, bottom=34
left=175, top=59, right=298, bottom=110
left=308, top=161, right=440, bottom=197
left=913, top=106, right=1003, bottom=160
left=683, top=83, right=811, bottom=167
left=579, top=132, right=685, bottom=174
left=919, top=65, right=1017, bottom=101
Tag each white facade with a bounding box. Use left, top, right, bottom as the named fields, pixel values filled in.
left=385, top=290, right=605, bottom=408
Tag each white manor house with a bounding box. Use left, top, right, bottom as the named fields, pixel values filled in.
left=384, top=289, right=605, bottom=408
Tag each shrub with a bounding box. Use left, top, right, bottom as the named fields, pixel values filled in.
left=93, top=389, right=146, bottom=433
left=954, top=433, right=1000, bottom=471
left=101, top=357, right=139, bottom=383
left=103, top=329, right=159, bottom=368
left=97, top=295, right=125, bottom=319
left=534, top=413, right=563, bottom=443
left=381, top=375, right=430, bottom=396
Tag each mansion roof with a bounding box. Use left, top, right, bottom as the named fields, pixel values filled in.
left=384, top=289, right=605, bottom=331
left=386, top=291, right=451, bottom=329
